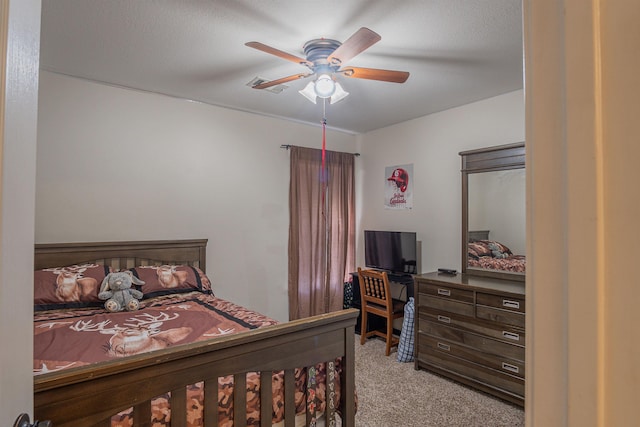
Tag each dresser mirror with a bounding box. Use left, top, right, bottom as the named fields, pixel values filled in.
left=460, top=142, right=525, bottom=281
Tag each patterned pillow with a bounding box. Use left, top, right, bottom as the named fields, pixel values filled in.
left=468, top=241, right=491, bottom=259
left=34, top=263, right=111, bottom=311
left=129, top=265, right=212, bottom=299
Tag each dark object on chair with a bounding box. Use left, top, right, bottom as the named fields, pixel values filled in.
left=343, top=280, right=354, bottom=309
left=357, top=267, right=405, bottom=356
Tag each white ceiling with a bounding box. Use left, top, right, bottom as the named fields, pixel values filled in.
left=40, top=0, right=524, bottom=135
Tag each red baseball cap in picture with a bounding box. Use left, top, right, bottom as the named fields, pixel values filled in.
left=387, top=168, right=409, bottom=192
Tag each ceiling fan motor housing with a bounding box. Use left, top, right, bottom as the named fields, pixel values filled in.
left=303, top=39, right=342, bottom=74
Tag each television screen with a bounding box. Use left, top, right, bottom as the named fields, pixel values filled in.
left=364, top=230, right=417, bottom=274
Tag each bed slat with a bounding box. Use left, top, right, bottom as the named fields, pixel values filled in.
left=233, top=373, right=247, bottom=426
left=171, top=386, right=188, bottom=427
left=132, top=401, right=151, bottom=427
left=204, top=379, right=218, bottom=427
left=260, top=371, right=272, bottom=427
left=284, top=369, right=295, bottom=427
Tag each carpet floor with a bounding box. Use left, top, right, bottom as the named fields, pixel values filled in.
left=353, top=337, right=525, bottom=427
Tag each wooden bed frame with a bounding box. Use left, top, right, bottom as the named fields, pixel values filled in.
left=33, top=239, right=358, bottom=427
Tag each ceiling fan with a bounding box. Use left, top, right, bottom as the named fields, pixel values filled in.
left=245, top=27, right=409, bottom=104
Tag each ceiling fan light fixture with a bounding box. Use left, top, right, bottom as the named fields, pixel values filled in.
left=298, top=81, right=318, bottom=104
left=330, top=82, right=349, bottom=104
left=314, top=74, right=336, bottom=98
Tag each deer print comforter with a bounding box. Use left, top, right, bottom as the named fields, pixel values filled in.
left=34, top=291, right=278, bottom=368
left=34, top=291, right=340, bottom=426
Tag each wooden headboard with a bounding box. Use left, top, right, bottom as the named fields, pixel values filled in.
left=468, top=230, right=490, bottom=242
left=34, top=239, right=207, bottom=271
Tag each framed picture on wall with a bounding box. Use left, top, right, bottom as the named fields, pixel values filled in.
left=385, top=164, right=413, bottom=210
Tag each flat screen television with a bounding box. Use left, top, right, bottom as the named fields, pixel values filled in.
left=364, top=230, right=417, bottom=275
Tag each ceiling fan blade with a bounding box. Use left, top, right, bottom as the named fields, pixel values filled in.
left=250, top=73, right=313, bottom=90
left=339, top=66, right=410, bottom=83
left=245, top=41, right=312, bottom=68
left=327, top=27, right=381, bottom=65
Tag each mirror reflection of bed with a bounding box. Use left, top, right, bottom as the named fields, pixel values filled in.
left=467, top=167, right=526, bottom=273
left=468, top=230, right=525, bottom=273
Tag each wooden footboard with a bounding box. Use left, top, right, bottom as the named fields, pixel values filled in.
left=34, top=308, right=358, bottom=427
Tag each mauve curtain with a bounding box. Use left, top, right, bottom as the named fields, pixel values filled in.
left=288, top=146, right=355, bottom=320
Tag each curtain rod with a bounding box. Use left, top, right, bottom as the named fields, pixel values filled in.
left=280, top=144, right=360, bottom=157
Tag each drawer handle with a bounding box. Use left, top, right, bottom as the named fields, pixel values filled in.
left=437, top=288, right=451, bottom=297
left=503, top=299, right=520, bottom=309
left=437, top=342, right=450, bottom=352
left=503, top=331, right=520, bottom=341
left=437, top=315, right=451, bottom=323
left=502, top=362, right=520, bottom=374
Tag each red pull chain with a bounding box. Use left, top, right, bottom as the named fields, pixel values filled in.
left=321, top=117, right=327, bottom=216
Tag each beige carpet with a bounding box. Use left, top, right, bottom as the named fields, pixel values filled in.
left=354, top=337, right=525, bottom=427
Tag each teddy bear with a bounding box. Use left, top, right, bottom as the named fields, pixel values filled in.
left=98, top=271, right=145, bottom=312
left=488, top=242, right=509, bottom=259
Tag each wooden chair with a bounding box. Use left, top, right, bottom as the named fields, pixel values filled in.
left=357, top=267, right=405, bottom=356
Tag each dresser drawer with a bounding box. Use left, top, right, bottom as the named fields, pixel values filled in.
left=417, top=281, right=474, bottom=303
left=418, top=334, right=525, bottom=378
left=476, top=305, right=525, bottom=328
left=418, top=310, right=525, bottom=345
left=419, top=320, right=524, bottom=361
left=416, top=343, right=524, bottom=398
left=418, top=294, right=475, bottom=317
left=477, top=292, right=524, bottom=312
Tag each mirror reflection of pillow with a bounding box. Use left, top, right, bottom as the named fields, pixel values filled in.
left=468, top=242, right=491, bottom=259
left=468, top=246, right=480, bottom=259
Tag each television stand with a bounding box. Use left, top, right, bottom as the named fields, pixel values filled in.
left=387, top=272, right=414, bottom=285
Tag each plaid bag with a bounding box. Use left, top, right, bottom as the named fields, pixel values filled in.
left=397, top=297, right=415, bottom=362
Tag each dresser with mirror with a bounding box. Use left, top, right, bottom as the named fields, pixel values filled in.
left=414, top=142, right=526, bottom=406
